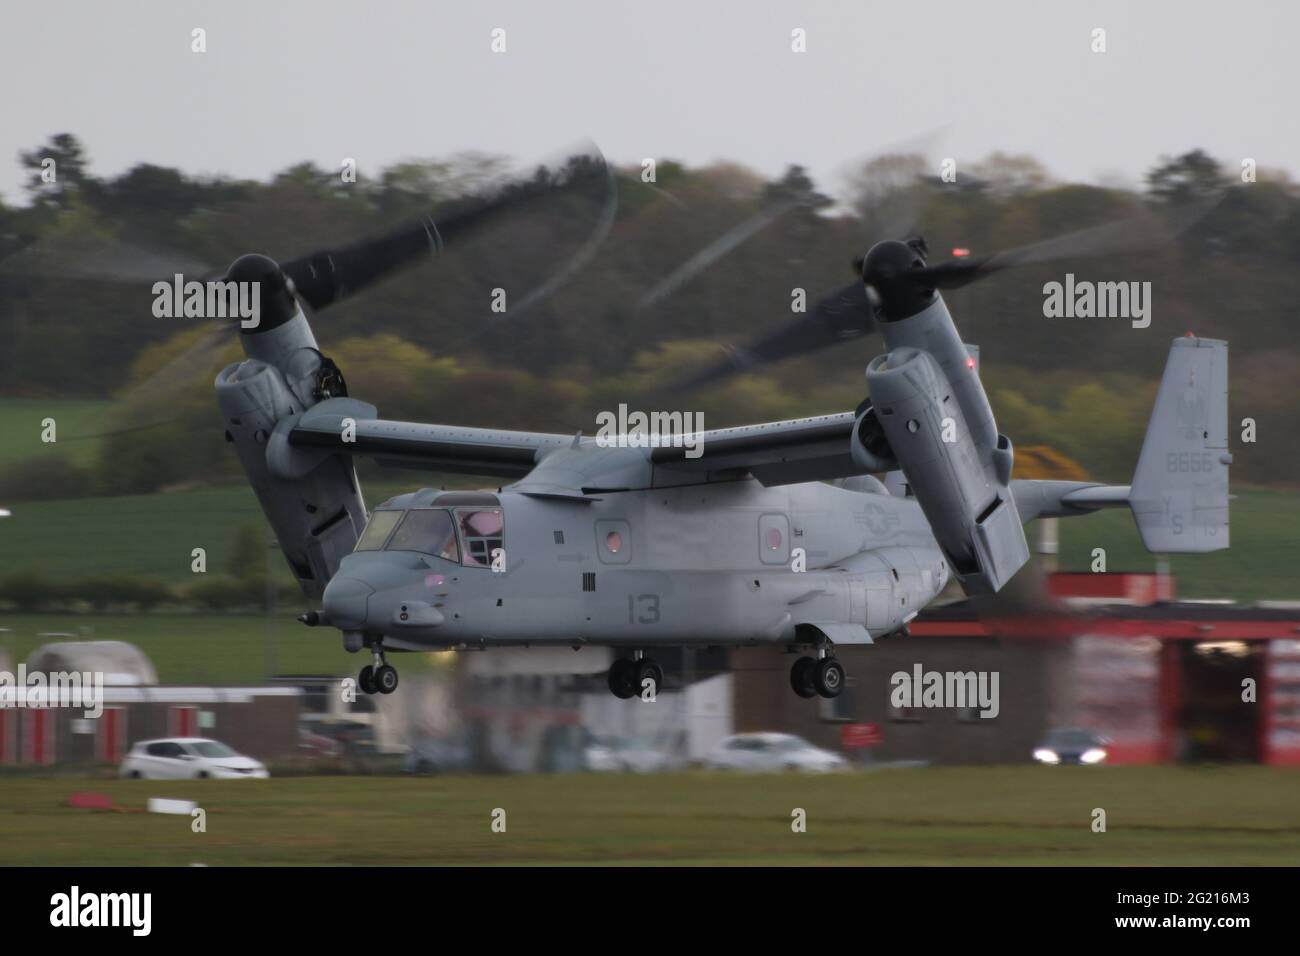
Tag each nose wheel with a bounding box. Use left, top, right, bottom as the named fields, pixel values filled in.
left=359, top=649, right=399, bottom=695
left=790, top=655, right=844, bottom=699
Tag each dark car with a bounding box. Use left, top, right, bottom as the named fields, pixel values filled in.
left=1033, top=728, right=1109, bottom=765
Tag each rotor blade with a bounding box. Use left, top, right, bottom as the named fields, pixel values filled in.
left=909, top=196, right=1220, bottom=292
left=634, top=198, right=800, bottom=312
left=0, top=233, right=213, bottom=282
left=448, top=161, right=620, bottom=347
left=281, top=144, right=610, bottom=312
left=121, top=322, right=236, bottom=406
left=669, top=279, right=874, bottom=392
left=54, top=321, right=240, bottom=445
left=635, top=135, right=947, bottom=396
left=634, top=130, right=947, bottom=318
left=79, top=150, right=616, bottom=442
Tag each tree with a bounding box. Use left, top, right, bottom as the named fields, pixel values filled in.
left=1146, top=149, right=1226, bottom=204
left=847, top=153, right=927, bottom=220
left=969, top=152, right=1052, bottom=198
left=762, top=164, right=832, bottom=210
left=19, top=133, right=94, bottom=209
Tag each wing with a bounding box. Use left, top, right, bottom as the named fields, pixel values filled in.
left=273, top=398, right=574, bottom=479
left=275, top=398, right=862, bottom=488
left=649, top=412, right=859, bottom=486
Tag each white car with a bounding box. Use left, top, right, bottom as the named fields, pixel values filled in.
left=585, top=735, right=682, bottom=773
left=119, top=738, right=269, bottom=780
left=706, top=732, right=847, bottom=772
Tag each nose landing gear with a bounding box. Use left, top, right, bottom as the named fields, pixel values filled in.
left=359, top=646, right=399, bottom=695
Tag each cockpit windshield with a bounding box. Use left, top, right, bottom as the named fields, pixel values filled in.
left=354, top=506, right=502, bottom=566
left=355, top=510, right=402, bottom=551
left=386, top=509, right=460, bottom=562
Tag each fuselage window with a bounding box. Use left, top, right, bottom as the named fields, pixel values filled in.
left=355, top=510, right=402, bottom=551
left=457, top=508, right=504, bottom=567
left=385, top=509, right=460, bottom=562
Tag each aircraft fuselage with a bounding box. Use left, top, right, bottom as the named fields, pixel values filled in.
left=321, top=477, right=949, bottom=652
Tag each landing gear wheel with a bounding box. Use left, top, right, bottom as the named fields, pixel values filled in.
left=790, top=656, right=817, bottom=698
left=813, top=657, right=845, bottom=698
left=607, top=658, right=637, bottom=699
left=633, top=659, right=663, bottom=699
left=358, top=665, right=377, bottom=695
left=375, top=664, right=399, bottom=695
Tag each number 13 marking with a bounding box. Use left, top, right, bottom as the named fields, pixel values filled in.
left=628, top=594, right=660, bottom=624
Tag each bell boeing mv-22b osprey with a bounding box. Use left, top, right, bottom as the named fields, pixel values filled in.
left=210, top=153, right=1229, bottom=700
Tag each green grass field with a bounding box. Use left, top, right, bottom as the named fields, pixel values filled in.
left=1056, top=486, right=1296, bottom=602
left=0, top=613, right=362, bottom=683
left=0, top=482, right=414, bottom=585
left=0, top=399, right=112, bottom=469
left=0, top=767, right=1297, bottom=866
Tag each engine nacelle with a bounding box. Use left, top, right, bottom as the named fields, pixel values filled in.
left=864, top=345, right=1028, bottom=594
left=215, top=307, right=368, bottom=599
left=850, top=403, right=899, bottom=473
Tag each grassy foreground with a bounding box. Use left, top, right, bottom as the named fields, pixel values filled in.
left=1, top=766, right=1297, bottom=866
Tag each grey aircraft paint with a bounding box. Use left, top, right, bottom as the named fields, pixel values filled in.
left=321, top=477, right=947, bottom=653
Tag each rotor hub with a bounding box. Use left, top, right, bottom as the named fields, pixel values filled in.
left=226, top=253, right=299, bottom=333
left=860, top=239, right=936, bottom=321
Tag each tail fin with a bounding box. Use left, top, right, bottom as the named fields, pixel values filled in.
left=1129, top=336, right=1230, bottom=552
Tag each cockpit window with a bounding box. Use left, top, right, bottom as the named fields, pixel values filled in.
left=385, top=509, right=460, bottom=562
left=457, top=509, right=504, bottom=568
left=355, top=510, right=402, bottom=551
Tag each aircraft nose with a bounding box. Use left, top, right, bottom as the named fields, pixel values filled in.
left=322, top=574, right=374, bottom=629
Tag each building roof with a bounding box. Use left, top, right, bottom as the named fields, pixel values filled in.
left=913, top=599, right=1300, bottom=641
left=25, top=640, right=157, bottom=685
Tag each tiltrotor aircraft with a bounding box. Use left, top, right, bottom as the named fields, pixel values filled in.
left=210, top=157, right=1229, bottom=699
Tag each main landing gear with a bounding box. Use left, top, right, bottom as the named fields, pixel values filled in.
left=359, top=646, right=399, bottom=695
left=790, top=653, right=845, bottom=699
left=607, top=654, right=663, bottom=699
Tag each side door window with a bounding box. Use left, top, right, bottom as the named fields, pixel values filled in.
left=595, top=519, right=631, bottom=565
left=147, top=741, right=184, bottom=777
left=733, top=738, right=759, bottom=768
left=456, top=509, right=504, bottom=568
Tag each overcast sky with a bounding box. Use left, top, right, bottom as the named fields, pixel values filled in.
left=1, top=0, right=1293, bottom=204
